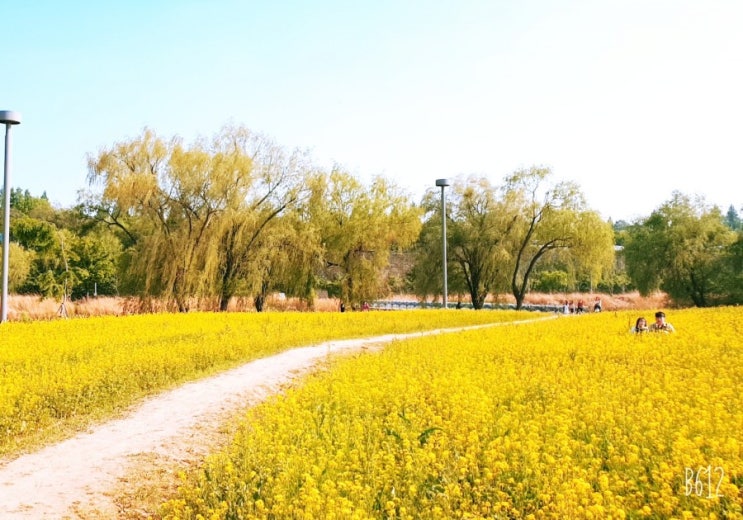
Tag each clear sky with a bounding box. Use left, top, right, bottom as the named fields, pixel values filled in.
left=3, top=0, right=742, bottom=222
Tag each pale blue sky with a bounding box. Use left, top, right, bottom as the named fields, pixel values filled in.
left=4, top=0, right=742, bottom=221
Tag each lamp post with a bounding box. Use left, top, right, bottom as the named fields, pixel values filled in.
left=435, top=178, right=450, bottom=309
left=1, top=110, right=21, bottom=323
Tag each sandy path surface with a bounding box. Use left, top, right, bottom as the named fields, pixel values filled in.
left=0, top=319, right=551, bottom=519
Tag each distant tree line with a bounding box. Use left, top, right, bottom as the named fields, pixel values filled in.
left=618, top=194, right=743, bottom=307
left=2, top=124, right=741, bottom=310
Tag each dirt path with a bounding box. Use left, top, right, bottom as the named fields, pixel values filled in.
left=0, top=318, right=553, bottom=519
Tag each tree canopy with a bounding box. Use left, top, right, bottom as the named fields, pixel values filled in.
left=410, top=167, right=615, bottom=309
left=310, top=168, right=422, bottom=308
left=623, top=193, right=737, bottom=307
left=80, top=126, right=421, bottom=311
left=4, top=125, right=741, bottom=312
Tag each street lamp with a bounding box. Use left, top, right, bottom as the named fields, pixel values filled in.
left=1, top=110, right=21, bottom=323
left=435, top=178, right=450, bottom=309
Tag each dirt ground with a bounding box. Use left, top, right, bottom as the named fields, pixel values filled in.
left=0, top=320, right=552, bottom=519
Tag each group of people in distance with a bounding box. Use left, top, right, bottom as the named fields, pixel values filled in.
left=338, top=301, right=370, bottom=312
left=563, top=297, right=602, bottom=314
left=631, top=311, right=675, bottom=334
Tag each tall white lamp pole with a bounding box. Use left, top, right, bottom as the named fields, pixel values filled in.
left=1, top=110, right=21, bottom=323
left=435, top=178, right=450, bottom=309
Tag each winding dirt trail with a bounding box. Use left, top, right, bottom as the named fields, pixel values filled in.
left=0, top=318, right=553, bottom=519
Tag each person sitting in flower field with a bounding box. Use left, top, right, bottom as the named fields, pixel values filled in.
left=630, top=317, right=649, bottom=334
left=649, top=311, right=675, bottom=333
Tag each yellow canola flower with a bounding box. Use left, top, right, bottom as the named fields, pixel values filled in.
left=0, top=309, right=528, bottom=456
left=165, top=308, right=743, bottom=518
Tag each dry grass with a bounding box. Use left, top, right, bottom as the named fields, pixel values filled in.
left=3, top=291, right=669, bottom=322
left=520, top=291, right=669, bottom=311
left=387, top=291, right=670, bottom=311
left=4, top=293, right=343, bottom=321
left=6, top=295, right=126, bottom=321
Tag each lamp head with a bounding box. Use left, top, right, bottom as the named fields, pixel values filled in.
left=435, top=178, right=450, bottom=187
left=0, top=111, right=21, bottom=125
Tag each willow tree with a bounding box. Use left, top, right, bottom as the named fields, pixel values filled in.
left=408, top=193, right=448, bottom=303
left=448, top=177, right=519, bottom=308
left=503, top=166, right=609, bottom=309
left=624, top=193, right=736, bottom=306
left=543, top=210, right=616, bottom=293
left=87, top=127, right=248, bottom=311
left=310, top=168, right=421, bottom=308
left=240, top=211, right=323, bottom=311
left=87, top=125, right=312, bottom=311
left=723, top=231, right=743, bottom=303
left=203, top=126, right=309, bottom=311
left=412, top=176, right=514, bottom=309
left=268, top=191, right=324, bottom=309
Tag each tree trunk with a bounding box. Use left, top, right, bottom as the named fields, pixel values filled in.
left=254, top=280, right=270, bottom=312
left=470, top=291, right=485, bottom=310
left=514, top=291, right=525, bottom=310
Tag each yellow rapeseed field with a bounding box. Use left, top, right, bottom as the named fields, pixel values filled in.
left=0, top=309, right=528, bottom=456
left=161, top=308, right=742, bottom=519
